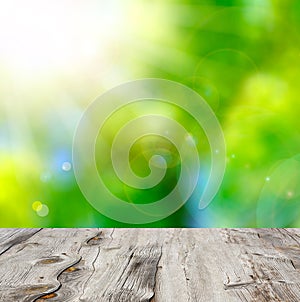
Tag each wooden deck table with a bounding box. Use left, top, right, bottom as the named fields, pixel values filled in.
left=0, top=228, right=300, bottom=301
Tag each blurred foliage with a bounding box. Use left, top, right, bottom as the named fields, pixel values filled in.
left=0, top=0, right=300, bottom=227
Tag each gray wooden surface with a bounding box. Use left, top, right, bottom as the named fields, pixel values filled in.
left=0, top=229, right=300, bottom=302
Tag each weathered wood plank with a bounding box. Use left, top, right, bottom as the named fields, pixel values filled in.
left=0, top=228, right=100, bottom=302
left=154, top=229, right=244, bottom=302
left=221, top=229, right=300, bottom=302
left=79, top=229, right=162, bottom=302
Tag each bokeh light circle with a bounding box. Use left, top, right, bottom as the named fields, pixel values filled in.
left=72, top=79, right=226, bottom=224
left=62, top=161, right=72, bottom=172
left=32, top=201, right=43, bottom=212
left=36, top=204, right=49, bottom=217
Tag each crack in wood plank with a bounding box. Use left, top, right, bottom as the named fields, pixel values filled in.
left=32, top=229, right=111, bottom=302
left=0, top=229, right=41, bottom=256
left=104, top=245, right=162, bottom=302
left=34, top=256, right=83, bottom=302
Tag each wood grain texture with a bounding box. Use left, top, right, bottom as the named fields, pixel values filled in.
left=0, top=228, right=299, bottom=302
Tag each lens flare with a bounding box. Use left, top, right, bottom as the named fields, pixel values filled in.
left=73, top=78, right=226, bottom=224
left=257, top=155, right=300, bottom=227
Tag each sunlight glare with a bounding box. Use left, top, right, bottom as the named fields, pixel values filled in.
left=0, top=0, right=126, bottom=76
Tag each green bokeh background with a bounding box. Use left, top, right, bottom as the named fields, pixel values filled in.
left=0, top=0, right=300, bottom=227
